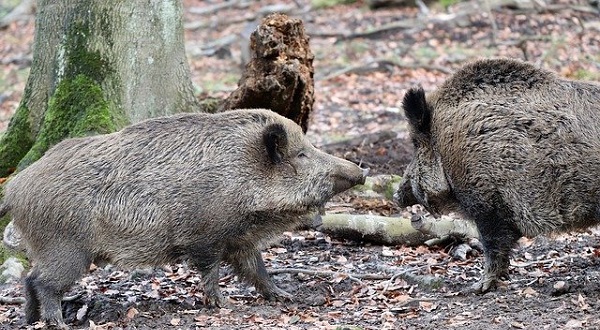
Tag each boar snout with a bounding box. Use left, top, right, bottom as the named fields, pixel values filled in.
left=394, top=179, right=419, bottom=208
left=332, top=162, right=368, bottom=194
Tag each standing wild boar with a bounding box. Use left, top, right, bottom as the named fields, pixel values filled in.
left=395, top=58, right=600, bottom=293
left=0, top=109, right=367, bottom=327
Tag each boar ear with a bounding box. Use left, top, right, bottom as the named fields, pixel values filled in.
left=263, top=123, right=288, bottom=164
left=403, top=86, right=431, bottom=135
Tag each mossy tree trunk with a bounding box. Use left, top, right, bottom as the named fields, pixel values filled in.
left=0, top=0, right=199, bottom=176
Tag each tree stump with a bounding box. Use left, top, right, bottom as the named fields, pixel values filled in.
left=220, top=13, right=314, bottom=133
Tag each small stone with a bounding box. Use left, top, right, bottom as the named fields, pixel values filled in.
left=0, top=257, right=25, bottom=284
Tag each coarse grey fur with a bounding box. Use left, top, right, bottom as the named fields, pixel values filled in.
left=395, top=58, right=600, bottom=293
left=0, top=109, right=367, bottom=328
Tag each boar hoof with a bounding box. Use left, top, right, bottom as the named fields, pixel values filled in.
left=203, top=294, right=227, bottom=308
left=262, top=286, right=293, bottom=302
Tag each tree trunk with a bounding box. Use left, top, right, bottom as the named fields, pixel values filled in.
left=0, top=0, right=198, bottom=176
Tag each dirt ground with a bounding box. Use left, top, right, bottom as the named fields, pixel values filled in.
left=1, top=0, right=600, bottom=329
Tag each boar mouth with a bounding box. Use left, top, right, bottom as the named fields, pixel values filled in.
left=332, top=171, right=367, bottom=194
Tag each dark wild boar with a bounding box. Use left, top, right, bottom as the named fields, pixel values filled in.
left=395, top=58, right=600, bottom=293
left=0, top=109, right=367, bottom=328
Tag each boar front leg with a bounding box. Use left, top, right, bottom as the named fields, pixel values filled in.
left=227, top=247, right=293, bottom=301
left=460, top=192, right=521, bottom=293
left=199, top=262, right=226, bottom=307
left=472, top=219, right=521, bottom=292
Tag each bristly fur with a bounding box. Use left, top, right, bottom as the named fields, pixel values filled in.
left=2, top=108, right=366, bottom=327
left=396, top=58, right=600, bottom=293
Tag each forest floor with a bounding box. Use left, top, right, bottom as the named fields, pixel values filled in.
left=1, top=0, right=600, bottom=329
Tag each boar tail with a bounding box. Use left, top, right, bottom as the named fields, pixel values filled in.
left=403, top=86, right=431, bottom=135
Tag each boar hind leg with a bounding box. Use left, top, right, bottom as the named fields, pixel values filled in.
left=26, top=250, right=91, bottom=328
left=24, top=270, right=41, bottom=324
left=228, top=247, right=292, bottom=301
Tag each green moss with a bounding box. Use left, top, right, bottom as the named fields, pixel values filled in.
left=199, top=97, right=222, bottom=114
left=572, top=68, right=600, bottom=81
left=439, top=0, right=461, bottom=8
left=14, top=13, right=128, bottom=170
left=18, top=75, right=126, bottom=170
left=64, top=30, right=111, bottom=81
left=0, top=105, right=35, bottom=177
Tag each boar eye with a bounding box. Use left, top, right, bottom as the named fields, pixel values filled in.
left=297, top=151, right=308, bottom=158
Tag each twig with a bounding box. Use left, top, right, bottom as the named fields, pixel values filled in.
left=309, top=19, right=417, bottom=41
left=483, top=0, right=499, bottom=45
left=511, top=253, right=591, bottom=268
left=319, top=58, right=453, bottom=81
left=268, top=268, right=392, bottom=284
left=0, top=0, right=36, bottom=29
left=0, top=293, right=83, bottom=305
left=0, top=296, right=24, bottom=304
left=188, top=1, right=242, bottom=15
left=531, top=3, right=599, bottom=14
left=383, top=263, right=448, bottom=291
left=365, top=296, right=438, bottom=306
left=1, top=54, right=33, bottom=66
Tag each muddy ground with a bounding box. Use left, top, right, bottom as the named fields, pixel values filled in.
left=1, top=0, right=600, bottom=329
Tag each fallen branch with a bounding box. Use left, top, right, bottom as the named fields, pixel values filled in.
left=187, top=1, right=244, bottom=15
left=320, top=214, right=431, bottom=246
left=268, top=268, right=391, bottom=284
left=269, top=266, right=442, bottom=289
left=0, top=293, right=82, bottom=305
left=319, top=58, right=453, bottom=81
left=336, top=20, right=418, bottom=42
left=510, top=252, right=593, bottom=268
left=0, top=0, right=36, bottom=29
left=411, top=214, right=480, bottom=240
left=1, top=54, right=33, bottom=66
left=391, top=296, right=438, bottom=306
left=0, top=296, right=24, bottom=304
left=308, top=19, right=417, bottom=40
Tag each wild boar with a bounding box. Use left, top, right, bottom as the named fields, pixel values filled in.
left=395, top=58, right=600, bottom=293
left=0, top=109, right=367, bottom=327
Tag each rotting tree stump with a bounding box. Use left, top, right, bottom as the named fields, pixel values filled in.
left=220, top=13, right=315, bottom=133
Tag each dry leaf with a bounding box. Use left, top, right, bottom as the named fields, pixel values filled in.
left=511, top=321, right=525, bottom=329
left=33, top=321, right=46, bottom=329
left=76, top=304, right=88, bottom=321
left=575, top=294, right=589, bottom=310
left=170, top=318, right=181, bottom=326
left=381, top=247, right=394, bottom=257
left=126, top=307, right=139, bottom=319
left=419, top=301, right=437, bottom=312
left=565, top=319, right=585, bottom=328
left=521, top=287, right=537, bottom=296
